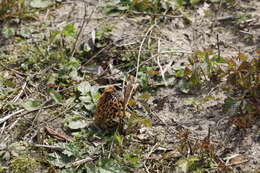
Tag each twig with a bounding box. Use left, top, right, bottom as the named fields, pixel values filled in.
left=217, top=16, right=234, bottom=21
left=108, top=134, right=116, bottom=159
left=45, top=102, right=78, bottom=125
left=143, top=142, right=158, bottom=171
left=144, top=164, right=150, bottom=173
left=71, top=157, right=94, bottom=167
left=70, top=5, right=95, bottom=57
left=0, top=122, right=6, bottom=135
left=12, top=81, right=27, bottom=103
left=160, top=50, right=193, bottom=54
left=135, top=24, right=156, bottom=83
left=97, top=83, right=121, bottom=89
left=239, top=30, right=254, bottom=35
left=45, top=126, right=71, bottom=142
left=32, top=144, right=65, bottom=151
left=217, top=34, right=220, bottom=58
left=31, top=99, right=51, bottom=125
left=8, top=117, right=21, bottom=130
left=0, top=62, right=25, bottom=76
left=0, top=109, right=24, bottom=124
left=33, top=102, right=46, bottom=144
left=156, top=38, right=167, bottom=86
left=78, top=41, right=115, bottom=70
left=111, top=49, right=192, bottom=54
left=0, top=104, right=57, bottom=125
left=131, top=11, right=183, bottom=19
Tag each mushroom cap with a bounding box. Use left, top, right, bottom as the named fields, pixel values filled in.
left=104, top=86, right=116, bottom=93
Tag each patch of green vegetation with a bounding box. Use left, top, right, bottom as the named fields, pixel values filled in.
left=74, top=81, right=100, bottom=115
left=47, top=131, right=145, bottom=172
left=0, top=0, right=53, bottom=20
left=0, top=0, right=257, bottom=172
left=95, top=24, right=114, bottom=47
left=176, top=50, right=225, bottom=94
left=224, top=53, right=260, bottom=128
left=176, top=50, right=259, bottom=127
left=104, top=0, right=163, bottom=15
left=0, top=0, right=29, bottom=20
left=174, top=129, right=227, bottom=172
left=103, top=0, right=225, bottom=16
left=10, top=156, right=40, bottom=173
left=0, top=23, right=80, bottom=114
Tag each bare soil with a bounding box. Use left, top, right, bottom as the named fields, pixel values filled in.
left=0, top=0, right=259, bottom=172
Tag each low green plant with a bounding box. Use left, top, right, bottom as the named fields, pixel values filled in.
left=10, top=156, right=40, bottom=173
left=175, top=129, right=226, bottom=172
left=104, top=0, right=225, bottom=16
left=0, top=0, right=27, bottom=19
left=224, top=53, right=260, bottom=128
left=176, top=50, right=225, bottom=93
left=0, top=0, right=46, bottom=20
left=94, top=24, right=114, bottom=48
left=104, top=0, right=167, bottom=15
left=176, top=50, right=259, bottom=127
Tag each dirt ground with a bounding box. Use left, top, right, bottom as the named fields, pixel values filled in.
left=51, top=0, right=260, bottom=171
left=1, top=0, right=260, bottom=172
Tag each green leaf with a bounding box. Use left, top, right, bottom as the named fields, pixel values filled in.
left=48, top=88, right=64, bottom=104
left=83, top=103, right=95, bottom=111
left=115, top=135, right=121, bottom=145
left=77, top=82, right=91, bottom=95
left=65, top=97, right=75, bottom=106
left=212, top=56, right=225, bottom=63
left=48, top=152, right=66, bottom=168
left=142, top=119, right=152, bottom=127
left=175, top=69, right=185, bottom=78
left=200, top=96, right=214, bottom=102
left=2, top=26, right=15, bottom=38
left=96, top=159, right=125, bottom=173
left=4, top=79, right=15, bottom=88
left=178, top=79, right=190, bottom=94
left=97, top=167, right=113, bottom=173
left=49, top=30, right=60, bottom=43
left=67, top=119, right=88, bottom=130
left=90, top=86, right=99, bottom=97
left=30, top=0, right=52, bottom=8
left=22, top=100, right=41, bottom=111
left=62, top=24, right=75, bottom=37
left=176, top=157, right=200, bottom=173
left=9, top=142, right=28, bottom=157
left=176, top=0, right=186, bottom=8
left=79, top=95, right=92, bottom=103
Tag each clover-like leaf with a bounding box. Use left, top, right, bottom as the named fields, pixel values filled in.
left=67, top=119, right=88, bottom=130
left=30, top=0, right=52, bottom=8
left=78, top=82, right=91, bottom=95
left=49, top=88, right=64, bottom=104
left=22, top=100, right=41, bottom=111
left=79, top=95, right=92, bottom=103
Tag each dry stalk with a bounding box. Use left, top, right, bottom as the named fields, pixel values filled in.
left=12, top=81, right=27, bottom=103
left=135, top=24, right=156, bottom=83
left=156, top=38, right=168, bottom=86
left=70, top=3, right=95, bottom=57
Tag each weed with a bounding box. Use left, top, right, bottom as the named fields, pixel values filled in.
left=10, top=156, right=40, bottom=173
left=176, top=50, right=259, bottom=128
left=175, top=129, right=226, bottom=172
left=224, top=53, right=260, bottom=128
left=176, top=50, right=225, bottom=93
left=0, top=0, right=38, bottom=20
left=104, top=0, right=167, bottom=15
left=104, top=0, right=226, bottom=17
